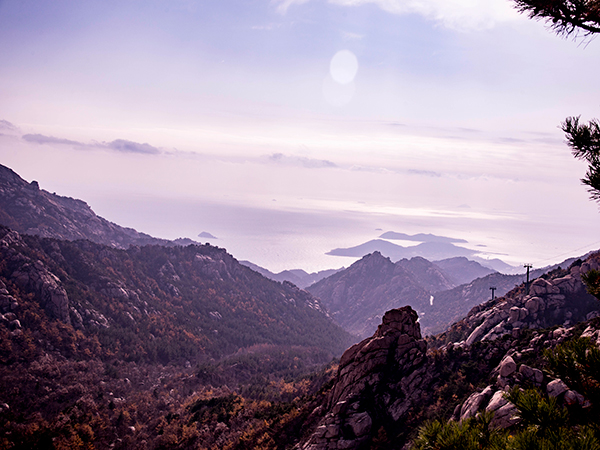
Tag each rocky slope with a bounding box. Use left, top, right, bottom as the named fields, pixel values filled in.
left=297, top=252, right=600, bottom=450
left=422, top=271, right=527, bottom=334
left=395, top=256, right=455, bottom=293
left=0, top=163, right=194, bottom=248
left=300, top=307, right=431, bottom=450
left=2, top=222, right=599, bottom=449
left=432, top=254, right=600, bottom=348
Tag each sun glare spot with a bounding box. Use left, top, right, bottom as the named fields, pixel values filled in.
left=330, top=50, right=358, bottom=85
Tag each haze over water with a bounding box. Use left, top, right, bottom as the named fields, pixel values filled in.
left=2, top=0, right=600, bottom=272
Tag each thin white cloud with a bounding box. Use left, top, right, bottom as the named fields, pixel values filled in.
left=275, top=0, right=522, bottom=30
left=21, top=133, right=161, bottom=155
left=251, top=23, right=283, bottom=31
left=342, top=31, right=365, bottom=40
left=274, top=0, right=311, bottom=14
left=22, top=134, right=84, bottom=146
left=104, top=139, right=161, bottom=155
left=267, top=152, right=337, bottom=168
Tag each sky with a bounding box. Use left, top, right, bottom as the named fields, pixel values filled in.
left=1, top=0, right=600, bottom=273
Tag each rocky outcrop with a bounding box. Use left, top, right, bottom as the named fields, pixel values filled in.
left=0, top=229, right=71, bottom=324
left=451, top=319, right=600, bottom=430
left=12, top=260, right=71, bottom=324
left=300, top=307, right=430, bottom=450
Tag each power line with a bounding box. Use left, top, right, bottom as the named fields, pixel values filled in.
left=530, top=240, right=600, bottom=267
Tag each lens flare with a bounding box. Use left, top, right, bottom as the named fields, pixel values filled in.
left=330, top=50, right=358, bottom=85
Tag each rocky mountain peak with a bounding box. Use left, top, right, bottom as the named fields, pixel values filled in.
left=301, top=306, right=429, bottom=450
left=376, top=306, right=421, bottom=339
left=357, top=250, right=393, bottom=269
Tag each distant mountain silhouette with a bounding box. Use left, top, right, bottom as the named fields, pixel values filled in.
left=379, top=231, right=468, bottom=244
left=327, top=239, right=476, bottom=260
left=434, top=256, right=497, bottom=285
left=308, top=252, right=433, bottom=338
left=308, top=251, right=525, bottom=336
left=327, top=238, right=520, bottom=273
left=240, top=260, right=342, bottom=289
left=198, top=231, right=218, bottom=239
left=395, top=256, right=455, bottom=293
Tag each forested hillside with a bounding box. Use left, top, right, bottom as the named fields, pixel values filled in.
left=0, top=223, right=355, bottom=448
left=0, top=226, right=352, bottom=363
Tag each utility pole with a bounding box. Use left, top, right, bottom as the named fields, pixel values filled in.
left=490, top=286, right=497, bottom=300
left=524, top=264, right=532, bottom=294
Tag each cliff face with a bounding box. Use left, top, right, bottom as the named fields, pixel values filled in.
left=0, top=164, right=191, bottom=248
left=301, top=307, right=431, bottom=450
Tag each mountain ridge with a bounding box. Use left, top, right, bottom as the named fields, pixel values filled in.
left=0, top=163, right=196, bottom=249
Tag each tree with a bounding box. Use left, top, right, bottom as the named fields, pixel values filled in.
left=513, top=1, right=600, bottom=202
left=562, top=116, right=600, bottom=203
left=512, top=3, right=600, bottom=295
left=513, top=0, right=600, bottom=36
left=512, top=1, right=600, bottom=204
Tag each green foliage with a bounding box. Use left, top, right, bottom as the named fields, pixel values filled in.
left=545, top=337, right=600, bottom=410
left=506, top=388, right=568, bottom=437
left=0, top=228, right=351, bottom=366
left=0, top=225, right=351, bottom=449
left=411, top=388, right=600, bottom=450
left=411, top=335, right=600, bottom=450
left=411, top=412, right=506, bottom=450
left=582, top=269, right=600, bottom=300
left=563, top=117, right=600, bottom=203
left=188, top=394, right=244, bottom=425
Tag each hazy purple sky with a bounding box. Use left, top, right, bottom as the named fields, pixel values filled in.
left=2, top=0, right=600, bottom=272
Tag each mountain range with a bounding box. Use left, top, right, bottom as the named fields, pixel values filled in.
left=2, top=161, right=600, bottom=449
left=0, top=163, right=353, bottom=359
left=239, top=260, right=343, bottom=289
left=307, top=251, right=511, bottom=337
left=298, top=253, right=600, bottom=449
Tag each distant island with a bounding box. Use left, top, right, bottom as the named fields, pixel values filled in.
left=198, top=231, right=218, bottom=239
